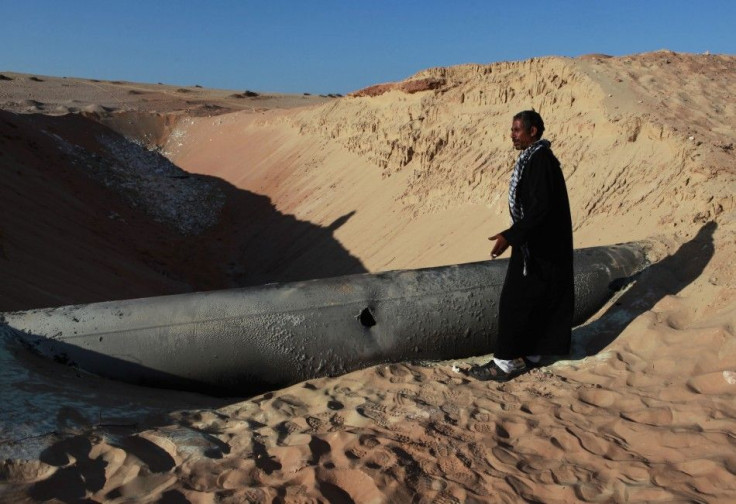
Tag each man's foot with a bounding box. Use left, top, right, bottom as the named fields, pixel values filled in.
left=522, top=356, right=543, bottom=369
left=467, top=360, right=527, bottom=382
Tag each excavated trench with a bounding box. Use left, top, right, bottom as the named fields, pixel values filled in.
left=0, top=109, right=366, bottom=311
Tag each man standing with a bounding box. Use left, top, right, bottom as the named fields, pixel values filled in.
left=470, top=110, right=574, bottom=381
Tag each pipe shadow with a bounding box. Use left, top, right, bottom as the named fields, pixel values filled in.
left=571, top=221, right=717, bottom=358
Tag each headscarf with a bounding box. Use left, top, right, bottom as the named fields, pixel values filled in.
left=508, top=139, right=550, bottom=275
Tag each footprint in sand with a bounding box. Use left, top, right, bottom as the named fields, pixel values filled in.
left=308, top=435, right=331, bottom=465
left=274, top=420, right=302, bottom=445
left=687, top=370, right=736, bottom=394
left=493, top=416, right=533, bottom=440
left=470, top=410, right=490, bottom=422
left=442, top=386, right=474, bottom=408
left=375, top=363, right=422, bottom=383
left=316, top=467, right=385, bottom=504
left=468, top=420, right=494, bottom=434
left=621, top=406, right=674, bottom=425
left=306, top=414, right=331, bottom=431
left=366, top=446, right=398, bottom=471
left=29, top=436, right=106, bottom=502
left=327, top=399, right=344, bottom=410
left=490, top=444, right=520, bottom=467
left=344, top=435, right=396, bottom=471
left=440, top=401, right=462, bottom=419
left=394, top=388, right=414, bottom=407
left=415, top=386, right=446, bottom=409
left=329, top=412, right=346, bottom=428
left=251, top=439, right=282, bottom=475
left=216, top=464, right=255, bottom=490
left=270, top=394, right=310, bottom=417
left=28, top=434, right=180, bottom=502
left=431, top=492, right=464, bottom=504
left=356, top=403, right=391, bottom=428
left=577, top=386, right=624, bottom=408
left=344, top=446, right=367, bottom=460
left=429, top=420, right=476, bottom=442
left=107, top=473, right=178, bottom=502
left=565, top=427, right=612, bottom=457
left=117, top=435, right=177, bottom=473
left=548, top=428, right=582, bottom=453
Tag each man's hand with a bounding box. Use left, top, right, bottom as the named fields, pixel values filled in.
left=488, top=233, right=509, bottom=259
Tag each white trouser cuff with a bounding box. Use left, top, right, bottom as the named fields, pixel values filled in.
left=493, top=357, right=521, bottom=373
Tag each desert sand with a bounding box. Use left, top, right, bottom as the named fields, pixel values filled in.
left=1, top=50, right=735, bottom=502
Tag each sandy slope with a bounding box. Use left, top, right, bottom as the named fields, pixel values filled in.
left=0, top=77, right=351, bottom=310
left=166, top=52, right=735, bottom=272
left=1, top=52, right=736, bottom=502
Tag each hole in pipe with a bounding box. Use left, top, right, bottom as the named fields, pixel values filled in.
left=358, top=307, right=376, bottom=327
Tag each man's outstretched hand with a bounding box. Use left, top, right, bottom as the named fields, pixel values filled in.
left=489, top=234, right=509, bottom=258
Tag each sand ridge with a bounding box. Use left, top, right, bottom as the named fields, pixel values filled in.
left=1, top=51, right=736, bottom=502
left=0, top=71, right=334, bottom=117
left=167, top=52, right=735, bottom=271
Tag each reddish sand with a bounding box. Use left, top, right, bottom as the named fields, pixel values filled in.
left=1, top=52, right=735, bottom=502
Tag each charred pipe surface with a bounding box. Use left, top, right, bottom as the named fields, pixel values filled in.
left=1, top=242, right=649, bottom=394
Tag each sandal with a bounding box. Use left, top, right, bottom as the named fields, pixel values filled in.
left=467, top=360, right=527, bottom=382
left=522, top=357, right=543, bottom=369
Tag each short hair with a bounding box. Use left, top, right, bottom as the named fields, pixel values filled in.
left=513, top=110, right=545, bottom=139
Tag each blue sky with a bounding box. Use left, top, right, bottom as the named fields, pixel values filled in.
left=1, top=1, right=733, bottom=94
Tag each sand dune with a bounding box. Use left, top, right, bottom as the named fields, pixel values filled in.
left=1, top=51, right=736, bottom=502
left=166, top=51, right=734, bottom=271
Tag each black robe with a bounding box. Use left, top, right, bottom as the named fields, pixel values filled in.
left=496, top=145, right=574, bottom=359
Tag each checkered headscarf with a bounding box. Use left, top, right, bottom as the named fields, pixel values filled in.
left=508, top=139, right=550, bottom=275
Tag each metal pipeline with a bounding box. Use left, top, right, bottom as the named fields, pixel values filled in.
left=0, top=242, right=649, bottom=394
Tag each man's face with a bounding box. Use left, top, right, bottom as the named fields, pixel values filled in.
left=511, top=119, right=537, bottom=150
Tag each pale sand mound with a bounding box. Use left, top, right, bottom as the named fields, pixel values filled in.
left=1, top=52, right=736, bottom=502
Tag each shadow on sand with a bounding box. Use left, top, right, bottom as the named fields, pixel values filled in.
left=0, top=112, right=370, bottom=498
left=0, top=110, right=367, bottom=310
left=203, top=181, right=364, bottom=289
left=571, top=220, right=717, bottom=358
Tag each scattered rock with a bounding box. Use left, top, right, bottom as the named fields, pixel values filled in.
left=229, top=90, right=260, bottom=99
left=578, top=53, right=613, bottom=60
left=351, top=77, right=446, bottom=98
left=47, top=132, right=225, bottom=235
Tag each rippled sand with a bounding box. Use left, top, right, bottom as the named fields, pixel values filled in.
left=1, top=52, right=735, bottom=502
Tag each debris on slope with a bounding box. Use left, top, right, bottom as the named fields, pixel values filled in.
left=47, top=130, right=225, bottom=235
left=350, top=77, right=447, bottom=97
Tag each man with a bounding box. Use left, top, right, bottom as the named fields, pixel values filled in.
left=469, top=110, right=574, bottom=381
